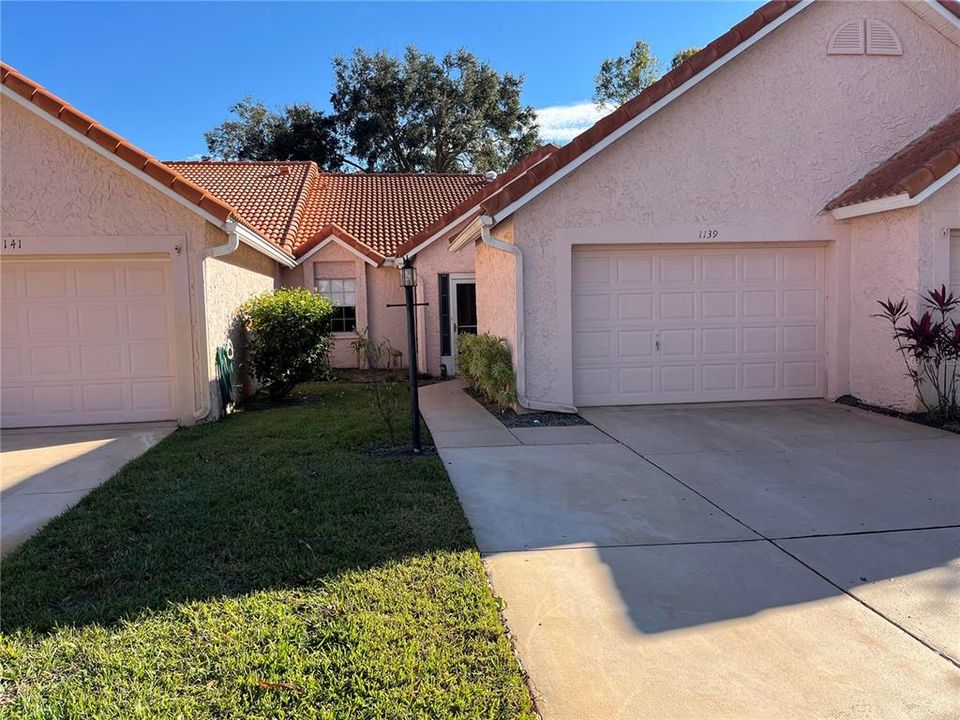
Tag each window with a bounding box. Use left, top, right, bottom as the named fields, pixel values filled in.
left=315, top=277, right=357, bottom=333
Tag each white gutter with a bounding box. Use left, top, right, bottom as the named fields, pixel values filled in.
left=192, top=220, right=242, bottom=420
left=479, top=216, right=578, bottom=414
left=829, top=164, right=960, bottom=219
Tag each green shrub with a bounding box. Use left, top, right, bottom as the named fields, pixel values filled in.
left=457, top=333, right=518, bottom=411
left=238, top=288, right=335, bottom=399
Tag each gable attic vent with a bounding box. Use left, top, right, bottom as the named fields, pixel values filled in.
left=866, top=19, right=903, bottom=55
left=828, top=19, right=903, bottom=56
left=828, top=19, right=865, bottom=54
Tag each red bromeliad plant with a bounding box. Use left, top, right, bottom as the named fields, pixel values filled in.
left=876, top=285, right=960, bottom=421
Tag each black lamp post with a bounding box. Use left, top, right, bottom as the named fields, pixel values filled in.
left=399, top=259, right=422, bottom=454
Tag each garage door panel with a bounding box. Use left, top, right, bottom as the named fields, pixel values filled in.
left=702, top=364, right=737, bottom=391
left=619, top=330, right=654, bottom=358
left=660, top=293, right=696, bottom=319
left=619, top=367, right=654, bottom=394
left=573, top=246, right=825, bottom=406
left=617, top=293, right=653, bottom=320
left=78, top=306, right=122, bottom=335
left=35, top=385, right=76, bottom=414
left=75, top=267, right=120, bottom=296
left=702, top=291, right=737, bottom=318
left=618, top=256, right=654, bottom=283
left=132, top=381, right=176, bottom=410
left=80, top=345, right=125, bottom=375
left=702, top=327, right=737, bottom=355
left=1, top=258, right=178, bottom=427
left=25, top=267, right=71, bottom=297
left=573, top=294, right=612, bottom=322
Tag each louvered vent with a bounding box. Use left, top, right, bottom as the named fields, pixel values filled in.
left=866, top=19, right=903, bottom=56
left=828, top=19, right=865, bottom=54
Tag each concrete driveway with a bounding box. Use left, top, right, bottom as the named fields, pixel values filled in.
left=1, top=422, right=176, bottom=556
left=427, top=390, right=960, bottom=719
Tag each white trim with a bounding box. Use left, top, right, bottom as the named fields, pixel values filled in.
left=400, top=208, right=480, bottom=259
left=2, top=85, right=294, bottom=268
left=232, top=222, right=296, bottom=267
left=489, top=0, right=817, bottom=225
left=925, top=0, right=960, bottom=30
left=448, top=216, right=483, bottom=253
left=443, top=273, right=476, bottom=375
left=295, top=234, right=381, bottom=266
left=829, top=165, right=960, bottom=219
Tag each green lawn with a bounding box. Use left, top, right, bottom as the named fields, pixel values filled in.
left=0, top=383, right=535, bottom=719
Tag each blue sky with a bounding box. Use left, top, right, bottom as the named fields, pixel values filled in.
left=1, top=1, right=763, bottom=159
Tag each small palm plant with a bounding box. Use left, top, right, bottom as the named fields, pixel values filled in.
left=876, top=285, right=960, bottom=422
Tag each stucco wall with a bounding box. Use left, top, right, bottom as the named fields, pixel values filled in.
left=476, top=218, right=518, bottom=353
left=0, top=95, right=244, bottom=423
left=503, top=0, right=960, bottom=406
left=283, top=241, right=369, bottom=368
left=285, top=236, right=476, bottom=375
left=410, top=233, right=477, bottom=375
left=847, top=207, right=921, bottom=410
left=204, top=243, right=278, bottom=402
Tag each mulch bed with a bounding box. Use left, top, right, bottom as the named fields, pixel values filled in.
left=463, top=386, right=591, bottom=428
left=835, top=395, right=960, bottom=434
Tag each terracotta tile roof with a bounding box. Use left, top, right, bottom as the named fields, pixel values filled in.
left=0, top=62, right=242, bottom=229
left=826, top=108, right=960, bottom=210
left=292, top=173, right=487, bottom=258
left=166, top=161, right=316, bottom=247
left=393, top=144, right=559, bottom=257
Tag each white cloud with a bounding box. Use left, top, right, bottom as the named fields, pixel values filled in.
left=181, top=152, right=207, bottom=161
left=534, top=101, right=615, bottom=145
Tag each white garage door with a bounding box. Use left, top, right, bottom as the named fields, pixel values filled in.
left=1, top=257, right=178, bottom=428
left=572, top=245, right=825, bottom=406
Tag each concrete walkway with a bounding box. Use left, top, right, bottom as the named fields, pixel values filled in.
left=420, top=381, right=960, bottom=720
left=1, top=422, right=176, bottom=555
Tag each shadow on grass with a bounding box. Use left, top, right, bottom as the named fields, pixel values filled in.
left=0, top=383, right=466, bottom=633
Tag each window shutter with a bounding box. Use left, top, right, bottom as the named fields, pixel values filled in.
left=866, top=19, right=902, bottom=56
left=439, top=274, right=451, bottom=357
left=828, top=19, right=865, bottom=55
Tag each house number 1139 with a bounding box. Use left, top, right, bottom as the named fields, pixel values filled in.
left=698, top=229, right=719, bottom=239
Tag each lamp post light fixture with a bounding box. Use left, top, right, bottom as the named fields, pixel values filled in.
left=399, top=260, right=422, bottom=454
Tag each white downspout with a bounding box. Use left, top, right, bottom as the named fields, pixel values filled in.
left=192, top=220, right=241, bottom=420
left=479, top=215, right=578, bottom=413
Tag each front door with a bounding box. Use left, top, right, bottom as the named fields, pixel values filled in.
left=448, top=274, right=477, bottom=374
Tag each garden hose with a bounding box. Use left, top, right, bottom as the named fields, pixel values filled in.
left=215, top=340, right=235, bottom=415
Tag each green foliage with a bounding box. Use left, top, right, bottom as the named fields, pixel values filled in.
left=671, top=47, right=702, bottom=68
left=457, top=333, right=518, bottom=411
left=1, top=383, right=535, bottom=719
left=594, top=40, right=661, bottom=107
left=238, top=288, right=335, bottom=399
left=594, top=42, right=704, bottom=107
left=332, top=46, right=540, bottom=173
left=204, top=96, right=342, bottom=169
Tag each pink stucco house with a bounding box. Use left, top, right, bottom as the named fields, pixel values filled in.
left=2, top=0, right=958, bottom=430
left=0, top=63, right=506, bottom=428
left=415, top=0, right=960, bottom=413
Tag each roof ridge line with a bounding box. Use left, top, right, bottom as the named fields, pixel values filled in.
left=280, top=162, right=320, bottom=254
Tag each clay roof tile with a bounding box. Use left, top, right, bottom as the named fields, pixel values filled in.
left=826, top=108, right=960, bottom=210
